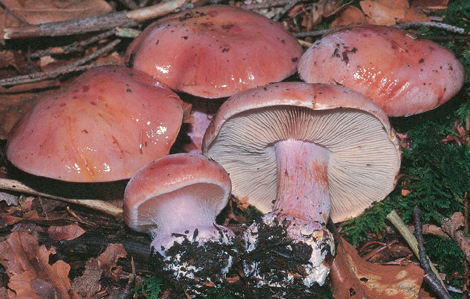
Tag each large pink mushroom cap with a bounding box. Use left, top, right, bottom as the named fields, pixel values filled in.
left=125, top=5, right=302, bottom=99
left=298, top=24, right=465, bottom=117
left=7, top=66, right=184, bottom=183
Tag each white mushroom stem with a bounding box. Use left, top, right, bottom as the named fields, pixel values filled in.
left=274, top=138, right=331, bottom=226
left=148, top=187, right=234, bottom=253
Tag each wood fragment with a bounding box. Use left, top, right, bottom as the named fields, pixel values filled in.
left=386, top=210, right=446, bottom=289
left=0, top=178, right=123, bottom=219
left=414, top=206, right=452, bottom=299
left=393, top=21, right=466, bottom=34
left=2, top=0, right=187, bottom=39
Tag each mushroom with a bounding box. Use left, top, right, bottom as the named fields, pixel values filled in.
left=202, top=82, right=401, bottom=292
left=297, top=24, right=465, bottom=116
left=7, top=66, right=184, bottom=184
left=125, top=4, right=302, bottom=153
left=123, top=153, right=235, bottom=297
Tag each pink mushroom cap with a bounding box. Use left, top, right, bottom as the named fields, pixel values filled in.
left=298, top=24, right=465, bottom=117
left=123, top=153, right=232, bottom=250
left=125, top=5, right=303, bottom=99
left=6, top=66, right=184, bottom=183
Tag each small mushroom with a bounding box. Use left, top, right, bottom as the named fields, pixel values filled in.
left=125, top=5, right=302, bottom=153
left=123, top=153, right=236, bottom=297
left=202, top=82, right=401, bottom=292
left=298, top=24, right=465, bottom=116
left=7, top=66, right=184, bottom=183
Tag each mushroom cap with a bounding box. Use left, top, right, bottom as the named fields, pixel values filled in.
left=6, top=66, right=184, bottom=183
left=202, top=82, right=401, bottom=223
left=298, top=24, right=465, bottom=117
left=123, top=153, right=231, bottom=234
left=125, top=5, right=302, bottom=98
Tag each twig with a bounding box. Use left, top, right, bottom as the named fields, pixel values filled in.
left=272, top=0, right=300, bottom=22
left=0, top=39, right=120, bottom=86
left=29, top=29, right=117, bottom=59
left=393, top=22, right=466, bottom=34
left=0, top=178, right=123, bottom=219
left=386, top=210, right=447, bottom=288
left=240, top=0, right=298, bottom=11
left=292, top=28, right=333, bottom=38
left=414, top=206, right=452, bottom=299
left=2, top=0, right=187, bottom=39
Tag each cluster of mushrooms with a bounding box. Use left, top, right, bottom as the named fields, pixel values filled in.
left=5, top=4, right=465, bottom=298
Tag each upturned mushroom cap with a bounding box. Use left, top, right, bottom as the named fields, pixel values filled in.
left=7, top=66, right=184, bottom=183
left=125, top=5, right=302, bottom=99
left=123, top=153, right=232, bottom=235
left=203, top=82, right=401, bottom=223
left=298, top=24, right=465, bottom=117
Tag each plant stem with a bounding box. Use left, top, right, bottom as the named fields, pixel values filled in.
left=386, top=210, right=446, bottom=289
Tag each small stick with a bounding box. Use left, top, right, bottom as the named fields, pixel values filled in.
left=29, top=29, right=117, bottom=59
left=292, top=28, right=333, bottom=38
left=386, top=210, right=446, bottom=289
left=0, top=178, right=123, bottom=219
left=240, top=0, right=298, bottom=11
left=393, top=22, right=466, bottom=34
left=413, top=206, right=452, bottom=299
left=0, top=39, right=120, bottom=86
left=272, top=0, right=302, bottom=22
left=3, top=0, right=187, bottom=39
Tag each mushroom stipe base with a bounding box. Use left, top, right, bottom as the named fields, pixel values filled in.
left=150, top=237, right=238, bottom=298
left=243, top=211, right=335, bottom=292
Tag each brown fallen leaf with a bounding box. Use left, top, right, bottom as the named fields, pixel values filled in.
left=331, top=5, right=368, bottom=27
left=0, top=0, right=112, bottom=27
left=71, top=243, right=127, bottom=296
left=48, top=224, right=86, bottom=241
left=71, top=258, right=102, bottom=298
left=98, top=243, right=127, bottom=278
left=0, top=231, right=80, bottom=299
left=330, top=237, right=430, bottom=299
left=360, top=0, right=408, bottom=25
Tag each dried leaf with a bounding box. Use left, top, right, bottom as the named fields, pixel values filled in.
left=331, top=237, right=426, bottom=299
left=0, top=231, right=80, bottom=298
left=71, top=259, right=102, bottom=298
left=398, top=7, right=430, bottom=23
left=360, top=0, right=408, bottom=25
left=98, top=243, right=127, bottom=278
left=48, top=224, right=86, bottom=241
left=0, top=0, right=113, bottom=26
left=331, top=6, right=368, bottom=27
left=0, top=93, right=38, bottom=139
left=0, top=191, right=19, bottom=206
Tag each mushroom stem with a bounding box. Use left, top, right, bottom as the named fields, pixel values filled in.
left=274, top=138, right=331, bottom=225
left=147, top=184, right=234, bottom=253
